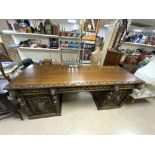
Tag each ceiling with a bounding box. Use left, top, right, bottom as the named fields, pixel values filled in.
left=50, top=19, right=81, bottom=25
left=50, top=19, right=155, bottom=27
left=129, top=19, right=155, bottom=34
left=50, top=19, right=115, bottom=27
left=50, top=19, right=155, bottom=33
left=132, top=19, right=155, bottom=27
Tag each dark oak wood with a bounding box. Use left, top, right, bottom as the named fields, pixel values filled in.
left=104, top=50, right=124, bottom=66
left=5, top=65, right=144, bottom=119
left=0, top=43, right=9, bottom=56
left=6, top=65, right=143, bottom=89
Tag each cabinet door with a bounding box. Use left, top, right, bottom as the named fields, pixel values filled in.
left=25, top=95, right=55, bottom=115
left=92, top=90, right=129, bottom=110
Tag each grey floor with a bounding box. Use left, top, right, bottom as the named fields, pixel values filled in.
left=0, top=92, right=155, bottom=135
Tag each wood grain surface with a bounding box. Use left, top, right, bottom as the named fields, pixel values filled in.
left=6, top=65, right=143, bottom=89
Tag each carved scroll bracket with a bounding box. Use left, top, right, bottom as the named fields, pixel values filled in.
left=113, top=85, right=119, bottom=92
left=49, top=88, right=57, bottom=96
left=102, top=85, right=121, bottom=106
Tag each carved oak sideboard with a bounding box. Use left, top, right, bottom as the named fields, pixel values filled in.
left=5, top=65, right=144, bottom=119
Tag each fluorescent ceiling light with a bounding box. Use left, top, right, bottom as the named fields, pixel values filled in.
left=133, top=29, right=142, bottom=32
left=68, top=19, right=77, bottom=23
left=104, top=24, right=109, bottom=27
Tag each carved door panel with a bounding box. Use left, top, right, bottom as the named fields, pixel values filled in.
left=25, top=95, right=54, bottom=115
left=92, top=90, right=129, bottom=110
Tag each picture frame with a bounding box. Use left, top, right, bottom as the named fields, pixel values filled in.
left=82, top=19, right=100, bottom=41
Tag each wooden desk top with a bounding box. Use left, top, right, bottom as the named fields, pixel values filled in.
left=6, top=65, right=143, bottom=89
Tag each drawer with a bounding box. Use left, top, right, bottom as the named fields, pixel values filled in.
left=20, top=89, right=50, bottom=96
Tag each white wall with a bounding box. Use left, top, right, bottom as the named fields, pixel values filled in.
left=0, top=35, right=2, bottom=43
left=51, top=19, right=107, bottom=37
left=59, top=23, right=80, bottom=31
left=50, top=19, right=81, bottom=31
left=98, top=27, right=107, bottom=39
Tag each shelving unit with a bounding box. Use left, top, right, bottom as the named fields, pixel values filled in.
left=82, top=60, right=91, bottom=64
left=19, top=47, right=60, bottom=51
left=84, top=40, right=95, bottom=44
left=59, top=31, right=85, bottom=64
left=123, top=42, right=155, bottom=48
left=2, top=30, right=59, bottom=38
left=121, top=42, right=155, bottom=53
left=60, top=36, right=81, bottom=40
left=61, top=48, right=82, bottom=51
left=2, top=30, right=61, bottom=62
left=2, top=30, right=86, bottom=64
left=131, top=94, right=155, bottom=99
left=130, top=89, right=155, bottom=103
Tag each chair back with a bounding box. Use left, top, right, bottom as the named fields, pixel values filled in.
left=0, top=54, right=13, bottom=82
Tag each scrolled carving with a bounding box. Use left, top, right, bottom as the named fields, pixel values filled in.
left=92, top=90, right=129, bottom=110
left=17, top=97, right=25, bottom=107
left=6, top=79, right=144, bottom=90
left=52, top=96, right=57, bottom=100
left=57, top=85, right=113, bottom=93
left=50, top=89, right=56, bottom=95
left=20, top=89, right=49, bottom=95
left=103, top=91, right=114, bottom=105
left=113, top=85, right=119, bottom=92
left=136, top=83, right=144, bottom=90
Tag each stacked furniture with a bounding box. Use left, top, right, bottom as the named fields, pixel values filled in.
left=0, top=53, right=23, bottom=120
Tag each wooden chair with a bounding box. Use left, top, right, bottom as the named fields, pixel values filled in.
left=104, top=50, right=124, bottom=66
left=0, top=53, right=23, bottom=120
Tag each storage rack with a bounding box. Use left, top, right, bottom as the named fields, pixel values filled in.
left=59, top=31, right=85, bottom=65
left=2, top=30, right=86, bottom=64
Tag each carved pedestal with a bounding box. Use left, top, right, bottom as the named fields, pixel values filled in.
left=92, top=91, right=129, bottom=110
left=18, top=88, right=62, bottom=119
left=13, top=84, right=139, bottom=119
left=91, top=86, right=130, bottom=110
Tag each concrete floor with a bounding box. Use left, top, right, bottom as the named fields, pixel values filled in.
left=0, top=92, right=155, bottom=135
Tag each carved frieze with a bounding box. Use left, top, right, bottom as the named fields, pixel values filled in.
left=6, top=80, right=143, bottom=90
left=9, top=82, right=141, bottom=119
